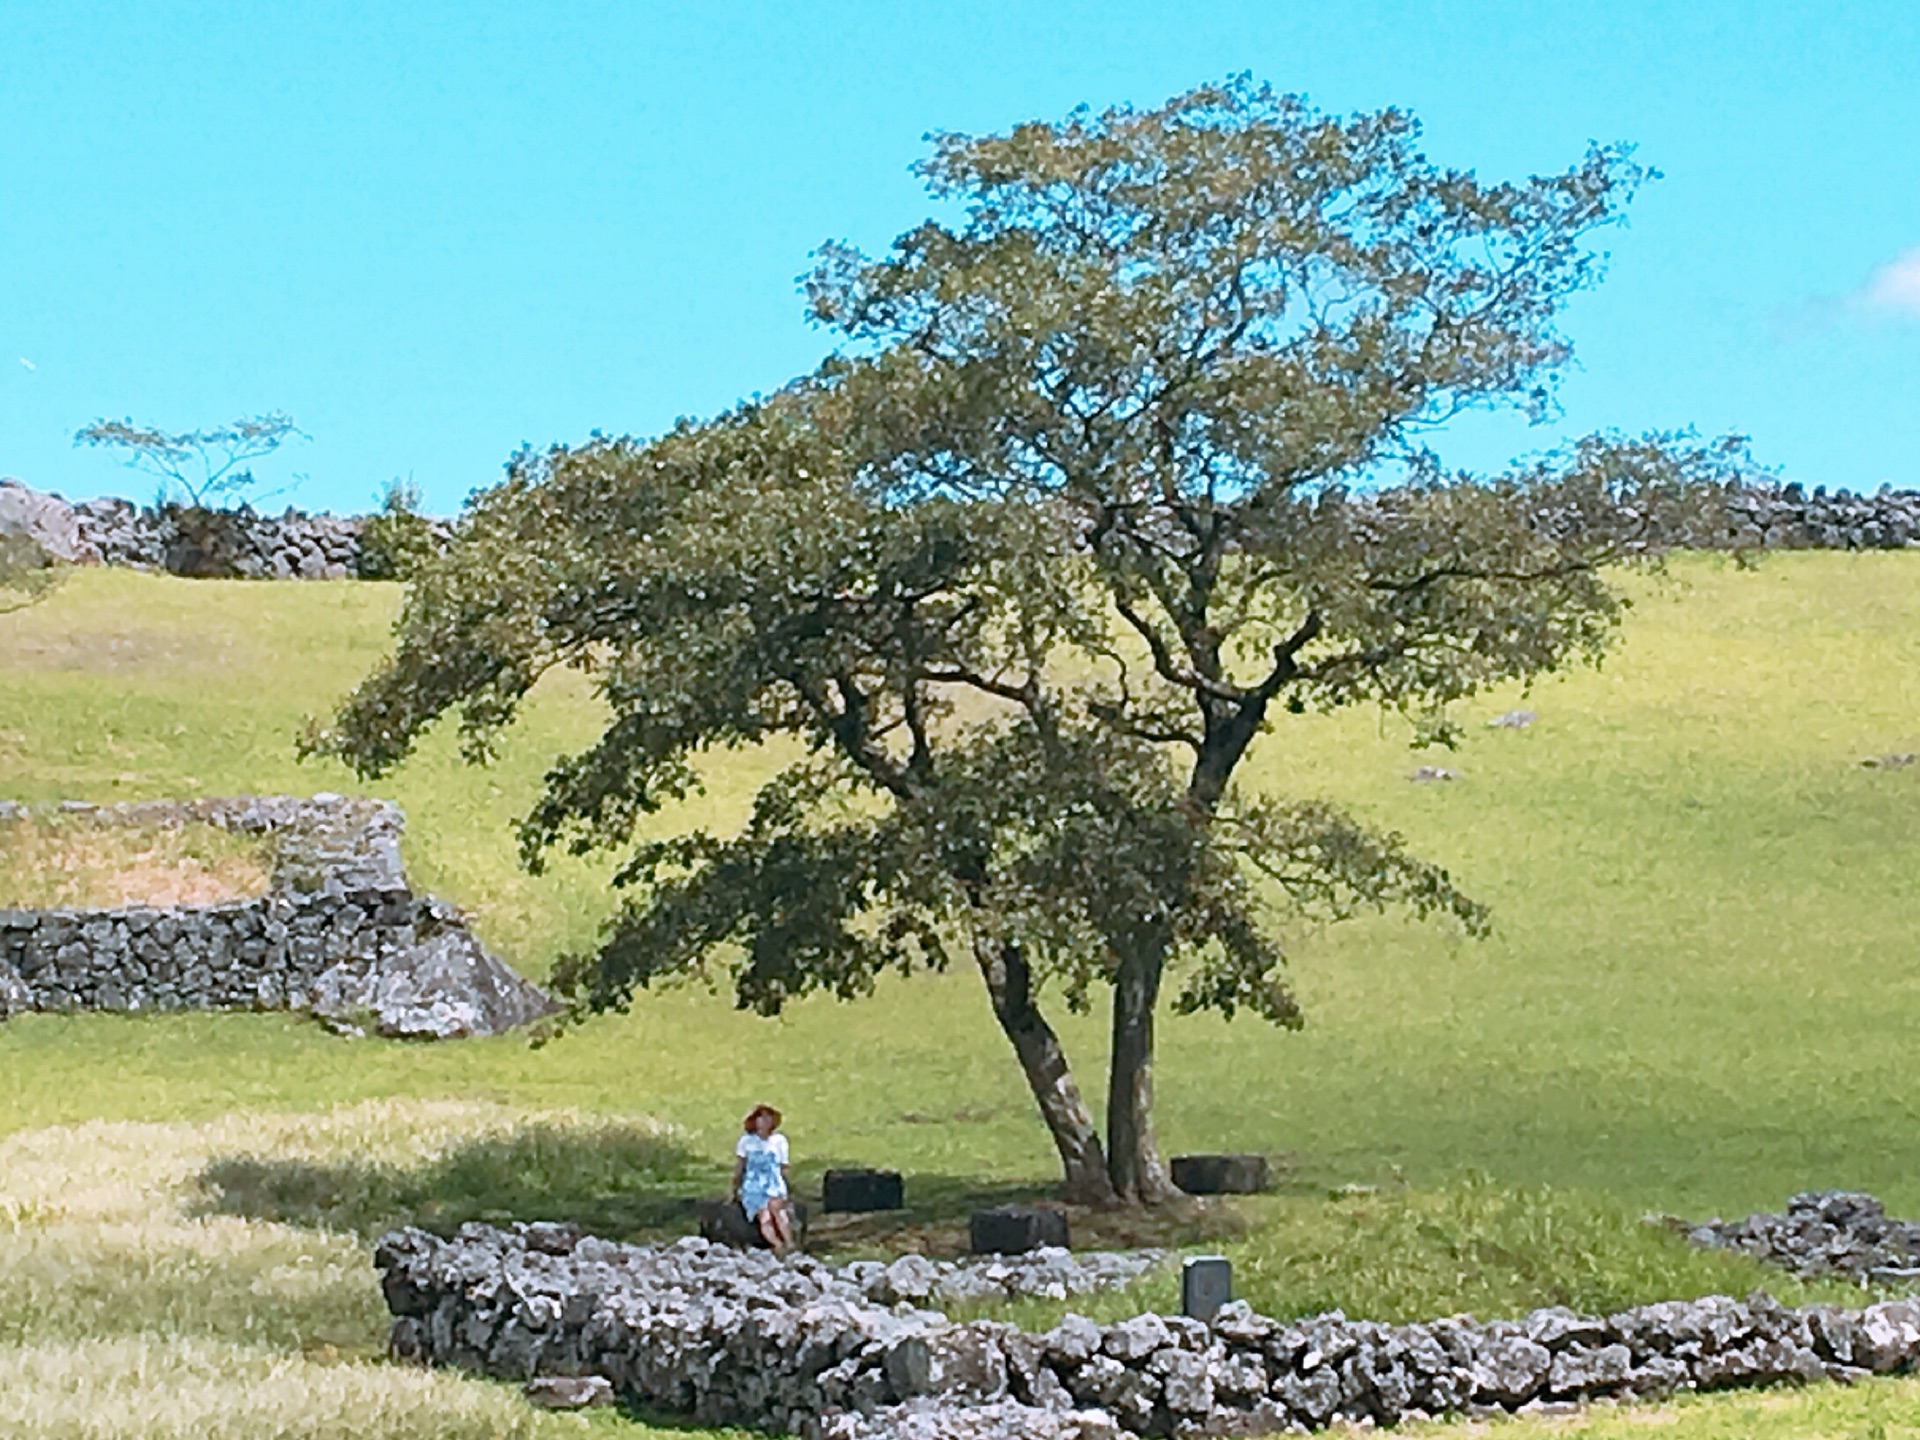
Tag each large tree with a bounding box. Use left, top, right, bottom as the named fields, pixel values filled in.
left=796, top=79, right=1743, bottom=1198
left=309, top=80, right=1744, bottom=1205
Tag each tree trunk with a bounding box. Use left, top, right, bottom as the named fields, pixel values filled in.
left=972, top=929, right=1118, bottom=1207
left=1105, top=934, right=1182, bottom=1204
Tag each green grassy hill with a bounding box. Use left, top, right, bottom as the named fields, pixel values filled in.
left=5, top=556, right=1920, bottom=1439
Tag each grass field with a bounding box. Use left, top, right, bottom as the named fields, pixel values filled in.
left=4, top=556, right=1920, bottom=1436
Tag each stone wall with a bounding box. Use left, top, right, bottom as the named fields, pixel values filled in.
left=0, top=477, right=452, bottom=580
left=72, top=496, right=372, bottom=578
left=379, top=1221, right=1920, bottom=1439
left=1716, top=484, right=1920, bottom=551
left=0, top=796, right=552, bottom=1039
left=7, top=476, right=1920, bottom=587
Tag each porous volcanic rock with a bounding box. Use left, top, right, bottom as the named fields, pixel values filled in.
left=0, top=795, right=553, bottom=1039
left=311, top=908, right=555, bottom=1040
left=1688, top=1191, right=1920, bottom=1285
left=379, top=1222, right=1920, bottom=1437
left=0, top=478, right=90, bottom=563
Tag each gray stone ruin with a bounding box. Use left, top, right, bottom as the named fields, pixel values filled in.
left=1688, top=1190, right=1920, bottom=1287
left=12, top=475, right=1920, bottom=590
left=0, top=475, right=452, bottom=580
left=0, top=794, right=553, bottom=1039
left=379, top=1218, right=1920, bottom=1439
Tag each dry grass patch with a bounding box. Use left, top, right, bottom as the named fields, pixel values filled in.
left=0, top=815, right=270, bottom=909
left=0, top=1101, right=697, bottom=1436
left=0, top=623, right=261, bottom=677
left=0, top=1336, right=565, bottom=1440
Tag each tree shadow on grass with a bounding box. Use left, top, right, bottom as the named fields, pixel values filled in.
left=198, top=1121, right=1252, bottom=1258
left=196, top=1121, right=718, bottom=1241
left=796, top=1162, right=1250, bottom=1260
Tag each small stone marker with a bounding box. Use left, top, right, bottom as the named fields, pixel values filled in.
left=822, top=1167, right=904, bottom=1213
left=968, top=1204, right=1069, bottom=1255
left=524, top=1375, right=614, bottom=1410
left=1488, top=709, right=1536, bottom=729
left=1410, top=765, right=1459, bottom=782
left=1181, top=1255, right=1233, bottom=1322
left=1170, top=1154, right=1271, bottom=1195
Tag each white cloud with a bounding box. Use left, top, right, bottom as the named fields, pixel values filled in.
left=1857, top=246, right=1920, bottom=316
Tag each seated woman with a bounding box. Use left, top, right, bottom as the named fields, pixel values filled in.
left=731, top=1103, right=795, bottom=1253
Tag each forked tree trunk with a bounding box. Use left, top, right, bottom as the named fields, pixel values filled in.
left=1105, top=935, right=1183, bottom=1204
left=972, top=928, right=1118, bottom=1207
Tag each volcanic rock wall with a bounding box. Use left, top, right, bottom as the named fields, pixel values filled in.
left=0, top=796, right=552, bottom=1038
left=379, top=1221, right=1920, bottom=1439
left=1, top=478, right=453, bottom=579
left=7, top=476, right=1920, bottom=586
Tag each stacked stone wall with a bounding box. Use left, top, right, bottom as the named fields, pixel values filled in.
left=379, top=1221, right=1920, bottom=1439
left=0, top=796, right=551, bottom=1038
left=69, top=497, right=376, bottom=578
left=9, top=476, right=1920, bottom=587
left=2, top=477, right=454, bottom=579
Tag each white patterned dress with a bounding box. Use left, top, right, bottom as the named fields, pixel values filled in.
left=736, top=1131, right=789, bottom=1221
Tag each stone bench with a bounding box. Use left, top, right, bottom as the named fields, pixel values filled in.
left=697, top=1197, right=811, bottom=1250
left=822, top=1167, right=904, bottom=1213
left=1170, top=1153, right=1271, bottom=1195
left=968, top=1204, right=1068, bottom=1255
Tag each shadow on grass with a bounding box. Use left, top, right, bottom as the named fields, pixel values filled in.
left=197, top=1121, right=716, bottom=1240
left=198, top=1122, right=1249, bottom=1259
left=795, top=1162, right=1249, bottom=1260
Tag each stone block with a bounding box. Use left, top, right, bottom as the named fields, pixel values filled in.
left=823, top=1167, right=905, bottom=1213
left=1171, top=1153, right=1270, bottom=1195
left=697, top=1196, right=810, bottom=1250
left=1181, top=1254, right=1232, bottom=1322
left=524, top=1375, right=613, bottom=1409
left=969, top=1205, right=1068, bottom=1255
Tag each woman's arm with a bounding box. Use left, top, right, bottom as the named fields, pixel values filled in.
left=730, top=1156, right=746, bottom=1198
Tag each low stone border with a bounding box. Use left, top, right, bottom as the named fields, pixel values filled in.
left=377, top=1221, right=1920, bottom=1439
left=1688, top=1190, right=1920, bottom=1286
left=0, top=795, right=552, bottom=1038
left=845, top=1248, right=1166, bottom=1307
left=10, top=476, right=1920, bottom=588
left=1, top=477, right=452, bottom=580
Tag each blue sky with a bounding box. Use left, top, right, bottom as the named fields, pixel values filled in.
left=3, top=1, right=1916, bottom=515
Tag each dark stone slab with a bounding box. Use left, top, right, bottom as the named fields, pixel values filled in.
left=1181, top=1255, right=1233, bottom=1321
left=698, top=1196, right=810, bottom=1250
left=823, top=1167, right=904, bottom=1213
left=969, top=1204, right=1069, bottom=1255
left=1170, top=1154, right=1270, bottom=1195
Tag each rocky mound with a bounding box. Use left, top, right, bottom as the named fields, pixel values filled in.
left=1688, top=1191, right=1920, bottom=1286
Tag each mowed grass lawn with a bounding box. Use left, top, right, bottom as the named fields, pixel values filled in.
left=4, top=554, right=1920, bottom=1438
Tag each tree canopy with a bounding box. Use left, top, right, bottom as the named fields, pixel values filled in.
left=309, top=79, right=1749, bottom=1205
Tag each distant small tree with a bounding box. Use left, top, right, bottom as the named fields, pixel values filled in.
left=74, top=412, right=306, bottom=509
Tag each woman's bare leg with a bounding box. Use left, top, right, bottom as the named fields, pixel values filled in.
left=757, top=1198, right=791, bottom=1253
